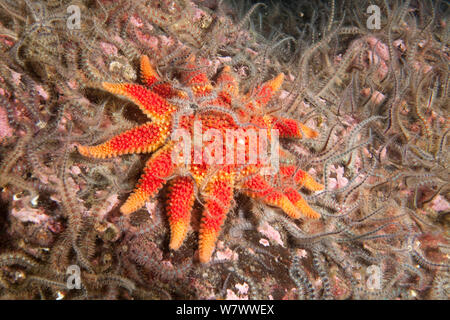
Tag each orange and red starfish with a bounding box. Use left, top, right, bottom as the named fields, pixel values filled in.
left=78, top=55, right=324, bottom=263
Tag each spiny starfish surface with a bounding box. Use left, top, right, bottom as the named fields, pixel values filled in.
left=78, top=55, right=324, bottom=263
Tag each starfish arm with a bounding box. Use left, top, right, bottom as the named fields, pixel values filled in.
left=241, top=173, right=301, bottom=219
left=216, top=65, right=239, bottom=104
left=181, top=56, right=212, bottom=97
left=252, top=73, right=284, bottom=108
left=102, top=82, right=175, bottom=122
left=140, top=55, right=180, bottom=98
left=198, top=169, right=234, bottom=263
left=283, top=187, right=321, bottom=219
left=77, top=122, right=170, bottom=158
left=166, top=176, right=195, bottom=250
left=120, top=144, right=175, bottom=215
left=140, top=55, right=159, bottom=87
left=280, top=166, right=324, bottom=191
left=272, top=117, right=319, bottom=139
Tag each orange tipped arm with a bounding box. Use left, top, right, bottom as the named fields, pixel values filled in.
left=120, top=145, right=175, bottom=215
left=241, top=173, right=303, bottom=219
left=166, top=176, right=195, bottom=250
left=253, top=73, right=284, bottom=107
left=216, top=65, right=239, bottom=103
left=77, top=122, right=169, bottom=158
left=140, top=55, right=179, bottom=98
left=280, top=166, right=324, bottom=192
left=140, top=55, right=159, bottom=87
left=272, top=117, right=319, bottom=139
left=102, top=82, right=175, bottom=122
left=283, top=187, right=321, bottom=219
left=198, top=169, right=234, bottom=263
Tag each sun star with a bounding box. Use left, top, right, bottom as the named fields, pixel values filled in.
left=77, top=55, right=324, bottom=263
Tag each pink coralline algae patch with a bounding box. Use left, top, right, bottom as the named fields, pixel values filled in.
left=12, top=206, right=49, bottom=224
left=135, top=31, right=160, bottom=50
left=100, top=42, right=118, bottom=56
left=347, top=36, right=391, bottom=82
left=328, top=165, right=349, bottom=190
left=413, top=60, right=433, bottom=74
left=35, top=85, right=49, bottom=100
left=144, top=200, right=158, bottom=219
left=366, top=36, right=390, bottom=61
left=296, top=249, right=308, bottom=259
left=130, top=16, right=145, bottom=28
left=0, top=106, right=13, bottom=141
left=360, top=88, right=386, bottom=105
left=226, top=285, right=249, bottom=300
left=214, top=241, right=239, bottom=261
left=258, top=221, right=284, bottom=247
left=431, top=195, right=450, bottom=212
left=235, top=282, right=249, bottom=295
